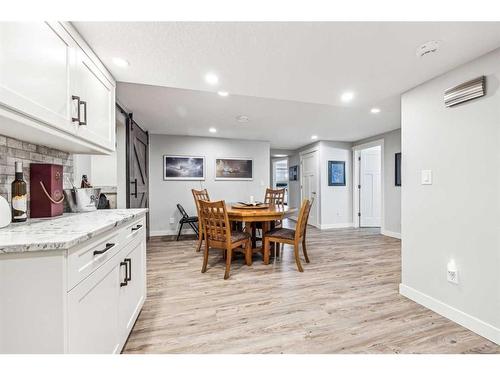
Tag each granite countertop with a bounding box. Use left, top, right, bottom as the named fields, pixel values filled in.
left=0, top=209, right=148, bottom=254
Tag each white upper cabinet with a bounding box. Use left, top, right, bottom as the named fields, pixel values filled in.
left=0, top=22, right=77, bottom=133
left=0, top=22, right=115, bottom=154
left=73, top=47, right=116, bottom=151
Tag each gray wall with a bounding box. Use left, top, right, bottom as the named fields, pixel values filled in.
left=401, top=48, right=500, bottom=343
left=149, top=134, right=270, bottom=236
left=354, top=128, right=401, bottom=235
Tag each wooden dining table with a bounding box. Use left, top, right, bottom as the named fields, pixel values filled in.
left=226, top=203, right=297, bottom=260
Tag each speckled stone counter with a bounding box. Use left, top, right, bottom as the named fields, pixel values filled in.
left=0, top=209, right=148, bottom=253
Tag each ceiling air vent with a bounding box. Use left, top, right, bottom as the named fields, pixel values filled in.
left=444, top=76, right=486, bottom=107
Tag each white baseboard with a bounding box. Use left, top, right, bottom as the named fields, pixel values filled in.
left=399, top=284, right=500, bottom=345
left=150, top=228, right=196, bottom=237
left=381, top=229, right=401, bottom=239
left=319, top=223, right=354, bottom=230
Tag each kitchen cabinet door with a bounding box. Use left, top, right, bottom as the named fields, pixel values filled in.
left=118, top=237, right=146, bottom=345
left=0, top=22, right=78, bottom=134
left=67, top=259, right=121, bottom=354
left=73, top=48, right=115, bottom=151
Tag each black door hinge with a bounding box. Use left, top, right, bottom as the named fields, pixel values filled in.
left=358, top=184, right=361, bottom=189
left=358, top=212, right=361, bottom=217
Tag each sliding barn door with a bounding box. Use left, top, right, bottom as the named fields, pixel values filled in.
left=126, top=116, right=149, bottom=237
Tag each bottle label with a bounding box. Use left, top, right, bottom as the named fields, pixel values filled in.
left=12, top=195, right=27, bottom=219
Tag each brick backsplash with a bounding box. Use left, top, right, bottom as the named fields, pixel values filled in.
left=0, top=134, right=73, bottom=214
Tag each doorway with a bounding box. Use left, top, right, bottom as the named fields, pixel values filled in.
left=353, top=140, right=383, bottom=229
left=300, top=149, right=319, bottom=227
left=272, top=158, right=289, bottom=204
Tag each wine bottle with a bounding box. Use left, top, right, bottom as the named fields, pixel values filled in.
left=11, top=161, right=27, bottom=222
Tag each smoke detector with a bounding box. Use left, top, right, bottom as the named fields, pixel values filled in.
left=236, top=115, right=249, bottom=123
left=416, top=40, right=440, bottom=57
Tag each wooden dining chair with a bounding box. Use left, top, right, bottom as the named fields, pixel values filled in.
left=263, top=198, right=312, bottom=272
left=252, top=187, right=286, bottom=249
left=192, top=188, right=210, bottom=252
left=199, top=200, right=252, bottom=280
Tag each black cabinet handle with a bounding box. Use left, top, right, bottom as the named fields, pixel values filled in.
left=131, top=224, right=143, bottom=232
left=120, top=261, right=128, bottom=287
left=125, top=258, right=132, bottom=282
left=93, top=242, right=115, bottom=256
left=79, top=100, right=87, bottom=126
left=72, top=95, right=80, bottom=123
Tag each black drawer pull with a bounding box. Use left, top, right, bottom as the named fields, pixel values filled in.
left=125, top=258, right=132, bottom=282
left=93, top=242, right=115, bottom=256
left=120, top=261, right=128, bottom=287
left=131, top=224, right=143, bottom=232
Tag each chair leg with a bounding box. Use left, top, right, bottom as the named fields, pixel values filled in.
left=252, top=224, right=257, bottom=249
left=245, top=239, right=252, bottom=266
left=201, top=240, right=209, bottom=273
left=294, top=242, right=304, bottom=272
left=196, top=231, right=203, bottom=252
left=224, top=248, right=232, bottom=280
left=302, top=237, right=310, bottom=263
left=176, top=222, right=184, bottom=241
left=188, top=222, right=199, bottom=236
left=263, top=238, right=271, bottom=265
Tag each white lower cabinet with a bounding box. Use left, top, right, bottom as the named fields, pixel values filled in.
left=0, top=214, right=146, bottom=354
left=68, top=260, right=121, bottom=354
left=118, top=238, right=146, bottom=345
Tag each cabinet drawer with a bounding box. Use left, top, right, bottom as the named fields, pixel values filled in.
left=67, top=230, right=121, bottom=290
left=119, top=216, right=146, bottom=248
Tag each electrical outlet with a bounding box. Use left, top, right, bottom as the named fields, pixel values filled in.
left=447, top=260, right=459, bottom=284
left=169, top=217, right=175, bottom=224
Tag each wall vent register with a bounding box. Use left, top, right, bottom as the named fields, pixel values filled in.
left=444, top=76, right=486, bottom=107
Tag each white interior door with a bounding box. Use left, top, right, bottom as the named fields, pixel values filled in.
left=360, top=146, right=381, bottom=227
left=300, top=150, right=318, bottom=227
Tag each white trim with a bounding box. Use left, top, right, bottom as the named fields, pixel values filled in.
left=399, top=284, right=500, bottom=345
left=299, top=148, right=320, bottom=228
left=352, top=139, right=385, bottom=230
left=320, top=223, right=354, bottom=230
left=381, top=229, right=401, bottom=239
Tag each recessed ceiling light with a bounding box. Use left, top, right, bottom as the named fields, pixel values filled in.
left=205, top=73, right=219, bottom=85
left=311, top=135, right=318, bottom=140
left=217, top=91, right=229, bottom=97
left=416, top=40, right=440, bottom=58
left=273, top=154, right=287, bottom=158
left=370, top=108, right=381, bottom=114
left=112, top=57, right=129, bottom=68
left=341, top=92, right=355, bottom=103
left=236, top=115, right=249, bottom=123
left=209, top=127, right=217, bottom=133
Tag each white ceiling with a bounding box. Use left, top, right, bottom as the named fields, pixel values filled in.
left=74, top=22, right=500, bottom=149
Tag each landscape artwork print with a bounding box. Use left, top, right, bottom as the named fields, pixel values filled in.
left=164, top=155, right=205, bottom=180
left=215, top=158, right=253, bottom=180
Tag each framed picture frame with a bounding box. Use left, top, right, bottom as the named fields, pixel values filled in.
left=289, top=165, right=298, bottom=181
left=163, top=155, right=205, bottom=181
left=395, top=152, right=401, bottom=186
left=215, top=158, right=253, bottom=180
left=328, top=160, right=346, bottom=186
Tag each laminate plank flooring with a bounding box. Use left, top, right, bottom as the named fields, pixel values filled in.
left=123, top=223, right=499, bottom=354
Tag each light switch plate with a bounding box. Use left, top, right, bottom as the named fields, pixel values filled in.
left=421, top=170, right=432, bottom=185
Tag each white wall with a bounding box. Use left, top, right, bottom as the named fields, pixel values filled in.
left=400, top=48, right=500, bottom=344
left=149, top=134, right=270, bottom=236
left=319, top=141, right=352, bottom=229
left=287, top=141, right=352, bottom=228
left=354, top=129, right=401, bottom=236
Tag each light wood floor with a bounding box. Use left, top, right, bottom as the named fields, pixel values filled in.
left=123, top=223, right=500, bottom=354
